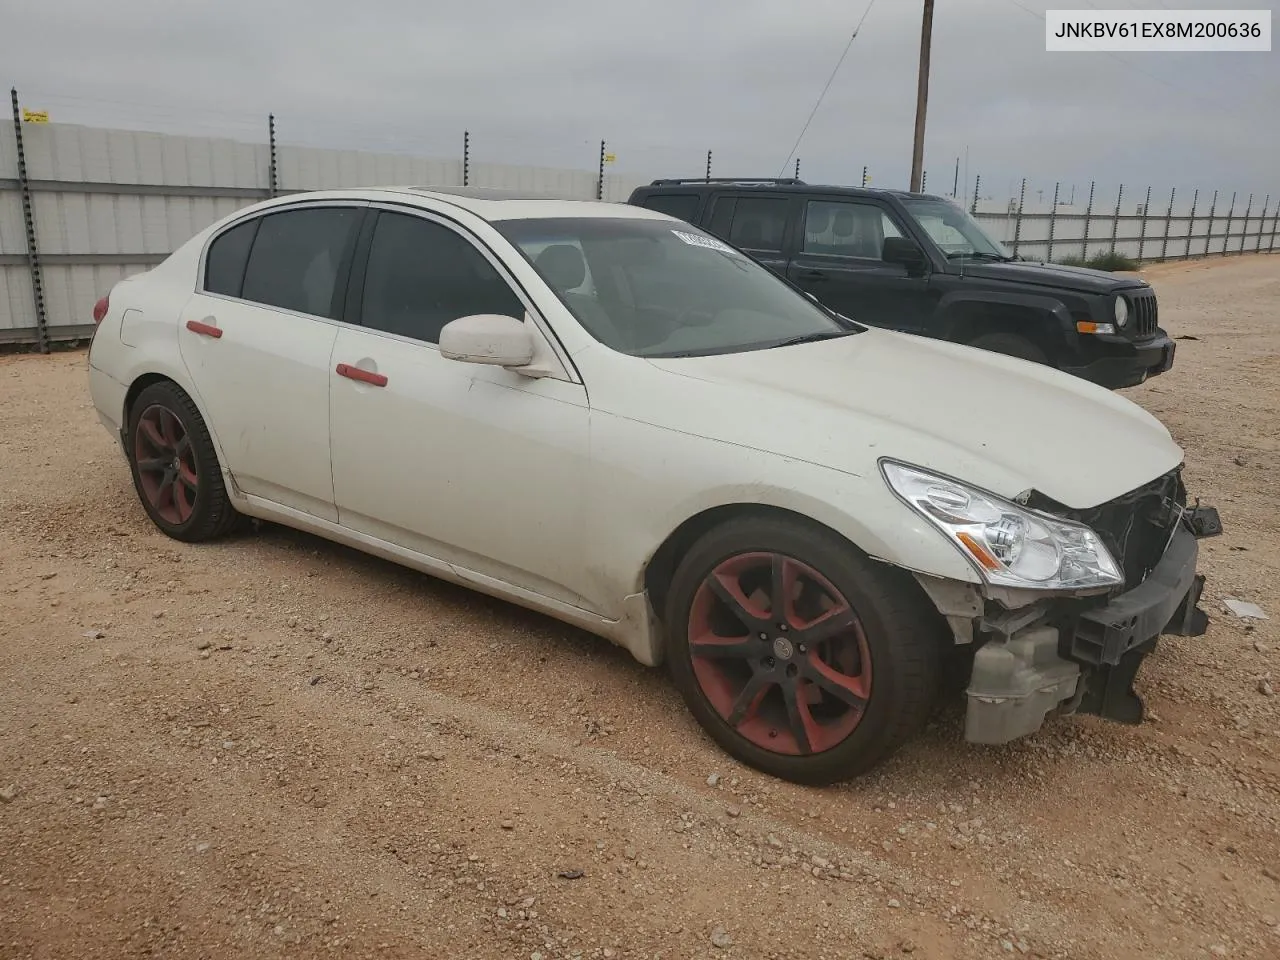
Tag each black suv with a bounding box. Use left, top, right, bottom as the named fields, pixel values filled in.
left=627, top=179, right=1176, bottom=389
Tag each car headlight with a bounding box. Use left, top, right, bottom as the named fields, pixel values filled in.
left=1113, top=295, right=1130, bottom=327
left=881, top=461, right=1123, bottom=591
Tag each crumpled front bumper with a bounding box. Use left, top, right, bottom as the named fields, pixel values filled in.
left=964, top=506, right=1220, bottom=745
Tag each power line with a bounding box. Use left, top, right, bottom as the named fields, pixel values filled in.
left=776, top=0, right=880, bottom=176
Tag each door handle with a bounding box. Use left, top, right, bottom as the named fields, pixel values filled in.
left=336, top=362, right=388, bottom=387
left=798, top=269, right=828, bottom=282
left=185, top=319, right=223, bottom=338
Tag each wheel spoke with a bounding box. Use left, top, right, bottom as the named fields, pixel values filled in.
left=727, top=672, right=772, bottom=727
left=158, top=408, right=181, bottom=446
left=136, top=457, right=167, bottom=473
left=139, top=418, right=167, bottom=453
left=689, top=635, right=759, bottom=661
left=797, top=604, right=857, bottom=645
left=174, top=434, right=192, bottom=457
left=803, top=653, right=869, bottom=707
left=769, top=555, right=798, bottom=626
left=781, top=682, right=817, bottom=754
left=708, top=574, right=768, bottom=632
left=177, top=463, right=199, bottom=492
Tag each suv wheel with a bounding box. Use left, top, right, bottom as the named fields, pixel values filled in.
left=664, top=515, right=944, bottom=785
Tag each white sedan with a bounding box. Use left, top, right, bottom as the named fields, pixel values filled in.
left=86, top=187, right=1218, bottom=784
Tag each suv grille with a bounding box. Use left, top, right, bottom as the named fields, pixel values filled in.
left=1127, top=288, right=1158, bottom=338
left=1029, top=468, right=1185, bottom=589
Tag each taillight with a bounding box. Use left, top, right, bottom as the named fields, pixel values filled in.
left=92, top=295, right=109, bottom=324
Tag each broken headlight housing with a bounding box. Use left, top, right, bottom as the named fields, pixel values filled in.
left=881, top=461, right=1123, bottom=592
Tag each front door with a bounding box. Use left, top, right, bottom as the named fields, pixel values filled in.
left=178, top=203, right=366, bottom=522
left=327, top=208, right=592, bottom=609
left=787, top=199, right=935, bottom=333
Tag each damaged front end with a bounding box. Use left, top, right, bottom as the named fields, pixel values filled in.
left=914, top=467, right=1221, bottom=745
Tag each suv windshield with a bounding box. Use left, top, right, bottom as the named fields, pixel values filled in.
left=495, top=217, right=858, bottom=358
left=901, top=197, right=1012, bottom=260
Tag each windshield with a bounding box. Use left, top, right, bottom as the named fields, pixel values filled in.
left=901, top=198, right=1012, bottom=259
left=495, top=217, right=858, bottom=358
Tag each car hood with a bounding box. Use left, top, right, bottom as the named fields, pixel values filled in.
left=640, top=329, right=1182, bottom=510
left=952, top=259, right=1148, bottom=294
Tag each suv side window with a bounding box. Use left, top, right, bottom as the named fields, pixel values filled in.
left=360, top=211, right=524, bottom=344
left=641, top=193, right=700, bottom=223
left=722, top=197, right=789, bottom=252
left=802, top=200, right=905, bottom=260
left=240, top=207, right=363, bottom=319
left=204, top=218, right=260, bottom=298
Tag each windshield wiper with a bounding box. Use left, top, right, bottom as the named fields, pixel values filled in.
left=768, top=330, right=857, bottom=349
left=946, top=251, right=1012, bottom=262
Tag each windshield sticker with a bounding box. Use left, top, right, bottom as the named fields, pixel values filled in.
left=671, top=230, right=745, bottom=257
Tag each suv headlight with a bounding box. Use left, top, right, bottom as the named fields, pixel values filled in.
left=1113, top=295, right=1130, bottom=327
left=881, top=461, right=1123, bottom=591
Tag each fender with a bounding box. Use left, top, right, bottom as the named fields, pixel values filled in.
left=934, top=288, right=1076, bottom=344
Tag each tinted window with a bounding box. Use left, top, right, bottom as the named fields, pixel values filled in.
left=726, top=197, right=789, bottom=252
left=204, top=219, right=259, bottom=297
left=802, top=201, right=904, bottom=259
left=707, top=197, right=736, bottom=240
left=360, top=212, right=524, bottom=344
left=240, top=207, right=362, bottom=319
left=641, top=194, right=700, bottom=223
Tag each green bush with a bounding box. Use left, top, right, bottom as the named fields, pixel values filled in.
left=1055, top=251, right=1140, bottom=272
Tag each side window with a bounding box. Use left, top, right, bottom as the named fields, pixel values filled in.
left=203, top=219, right=260, bottom=297
left=802, top=200, right=904, bottom=259
left=240, top=207, right=362, bottom=319
left=725, top=197, right=789, bottom=252
left=360, top=212, right=524, bottom=344
left=707, top=197, right=736, bottom=240
left=641, top=193, right=700, bottom=223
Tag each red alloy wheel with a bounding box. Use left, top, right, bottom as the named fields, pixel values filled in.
left=687, top=552, right=872, bottom=756
left=133, top=404, right=199, bottom=526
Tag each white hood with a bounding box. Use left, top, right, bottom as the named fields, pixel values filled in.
left=632, top=328, right=1183, bottom=510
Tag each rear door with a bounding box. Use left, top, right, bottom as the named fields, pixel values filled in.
left=701, top=193, right=799, bottom=276
left=179, top=202, right=366, bottom=522
left=786, top=198, right=934, bottom=332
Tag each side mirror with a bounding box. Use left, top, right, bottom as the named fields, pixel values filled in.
left=882, top=236, right=928, bottom=274
left=439, top=314, right=534, bottom=367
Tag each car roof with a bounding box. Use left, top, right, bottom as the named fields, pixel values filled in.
left=634, top=179, right=950, bottom=203
left=265, top=186, right=673, bottom=223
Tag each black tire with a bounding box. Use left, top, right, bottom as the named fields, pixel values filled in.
left=968, top=332, right=1048, bottom=365
left=126, top=380, right=240, bottom=542
left=664, top=515, right=944, bottom=785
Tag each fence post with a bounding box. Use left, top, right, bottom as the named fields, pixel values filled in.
left=1081, top=180, right=1095, bottom=259
left=596, top=140, right=605, bottom=200
left=1159, top=187, right=1175, bottom=261
left=705, top=150, right=712, bottom=183
left=1270, top=200, right=1279, bottom=252
left=1047, top=181, right=1060, bottom=263
left=861, top=166, right=868, bottom=188
left=10, top=88, right=49, bottom=353
left=462, top=130, right=470, bottom=186
left=1204, top=189, right=1218, bottom=256
left=1185, top=189, right=1199, bottom=260
left=921, top=171, right=927, bottom=192
left=970, top=173, right=981, bottom=214
left=1238, top=194, right=1253, bottom=254
left=795, top=157, right=800, bottom=180
left=1109, top=184, right=1123, bottom=255
left=1136, top=186, right=1151, bottom=261
left=1012, top=178, right=1027, bottom=258
left=952, top=157, right=960, bottom=198
left=1256, top=195, right=1270, bottom=252
left=267, top=113, right=278, bottom=198
left=1222, top=191, right=1236, bottom=255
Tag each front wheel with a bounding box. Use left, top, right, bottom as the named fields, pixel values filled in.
left=664, top=516, right=944, bottom=785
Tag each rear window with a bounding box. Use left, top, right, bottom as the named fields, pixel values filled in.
left=203, top=219, right=259, bottom=297
left=640, top=193, right=700, bottom=223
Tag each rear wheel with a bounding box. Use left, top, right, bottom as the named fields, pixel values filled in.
left=968, top=332, right=1047, bottom=365
left=126, top=381, right=240, bottom=542
left=664, top=515, right=943, bottom=785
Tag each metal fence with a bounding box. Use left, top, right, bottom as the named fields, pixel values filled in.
left=3, top=88, right=1278, bottom=350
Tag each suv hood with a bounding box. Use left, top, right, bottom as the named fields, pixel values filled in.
left=953, top=258, right=1148, bottom=294
left=642, top=329, right=1182, bottom=511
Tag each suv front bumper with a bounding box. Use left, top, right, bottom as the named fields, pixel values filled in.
left=1063, top=332, right=1175, bottom=390
left=964, top=509, right=1219, bottom=745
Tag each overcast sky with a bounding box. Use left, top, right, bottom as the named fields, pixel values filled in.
left=3, top=0, right=1277, bottom=204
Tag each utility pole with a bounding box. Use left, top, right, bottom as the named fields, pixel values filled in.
left=909, top=0, right=935, bottom=193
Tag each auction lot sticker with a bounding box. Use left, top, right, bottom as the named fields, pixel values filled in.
left=1046, top=9, right=1271, bottom=51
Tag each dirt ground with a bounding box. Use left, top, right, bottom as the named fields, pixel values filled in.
left=1, top=254, right=1278, bottom=960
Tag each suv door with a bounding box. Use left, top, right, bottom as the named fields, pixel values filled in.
left=327, top=207, right=592, bottom=609
left=179, top=202, right=366, bottom=522
left=786, top=198, right=934, bottom=332
left=702, top=194, right=797, bottom=276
